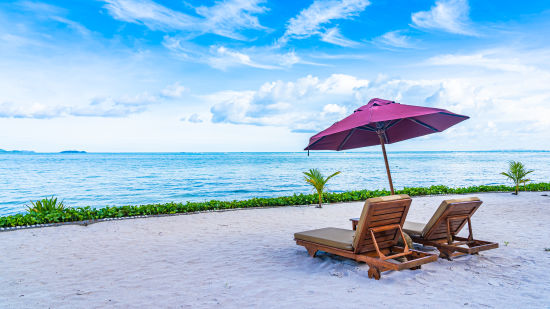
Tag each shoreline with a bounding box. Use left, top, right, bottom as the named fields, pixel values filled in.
left=1, top=189, right=548, bottom=233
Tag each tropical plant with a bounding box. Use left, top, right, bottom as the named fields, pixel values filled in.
left=27, top=196, right=65, bottom=213
left=500, top=161, right=534, bottom=195
left=1, top=183, right=550, bottom=229
left=303, top=168, right=341, bottom=208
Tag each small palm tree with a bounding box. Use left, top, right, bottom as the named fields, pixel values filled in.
left=500, top=161, right=534, bottom=195
left=27, top=196, right=65, bottom=213
left=303, top=168, right=341, bottom=208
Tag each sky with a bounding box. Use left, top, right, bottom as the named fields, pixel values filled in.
left=0, top=0, right=549, bottom=152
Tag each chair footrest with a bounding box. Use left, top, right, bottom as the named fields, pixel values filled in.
left=447, top=237, right=499, bottom=253
left=411, top=236, right=499, bottom=255
left=387, top=247, right=438, bottom=270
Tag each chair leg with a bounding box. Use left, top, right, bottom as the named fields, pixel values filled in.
left=306, top=246, right=317, bottom=257
left=368, top=267, right=381, bottom=280
left=439, top=248, right=453, bottom=261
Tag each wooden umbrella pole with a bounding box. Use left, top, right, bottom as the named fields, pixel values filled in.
left=378, top=133, right=395, bottom=195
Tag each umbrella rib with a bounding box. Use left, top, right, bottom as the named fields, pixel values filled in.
left=384, top=119, right=402, bottom=130
left=357, top=125, right=376, bottom=132
left=337, top=128, right=356, bottom=151
left=409, top=118, right=439, bottom=132
left=304, top=136, right=325, bottom=150
left=439, top=111, right=469, bottom=118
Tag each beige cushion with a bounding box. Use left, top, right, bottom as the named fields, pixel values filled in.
left=294, top=227, right=354, bottom=251
left=421, top=196, right=480, bottom=237
left=352, top=194, right=411, bottom=249
left=403, top=221, right=425, bottom=236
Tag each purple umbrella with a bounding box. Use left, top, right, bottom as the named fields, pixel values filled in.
left=304, top=98, right=469, bottom=194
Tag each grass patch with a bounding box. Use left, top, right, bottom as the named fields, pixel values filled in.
left=1, top=182, right=549, bottom=229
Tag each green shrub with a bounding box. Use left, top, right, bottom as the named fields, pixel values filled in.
left=0, top=182, right=549, bottom=228
left=26, top=196, right=65, bottom=213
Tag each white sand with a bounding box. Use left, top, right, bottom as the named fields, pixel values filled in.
left=1, top=192, right=550, bottom=308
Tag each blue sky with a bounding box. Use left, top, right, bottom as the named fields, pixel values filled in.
left=0, top=0, right=549, bottom=152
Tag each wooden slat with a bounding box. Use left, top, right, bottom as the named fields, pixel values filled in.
left=359, top=233, right=397, bottom=245
left=429, top=232, right=452, bottom=239
left=358, top=240, right=396, bottom=252
left=354, top=197, right=411, bottom=255
left=446, top=203, right=479, bottom=213
left=372, top=205, right=406, bottom=216
left=371, top=200, right=410, bottom=211
left=370, top=217, right=402, bottom=227
left=432, top=221, right=465, bottom=234
left=423, top=201, right=481, bottom=240
left=357, top=230, right=396, bottom=242
left=448, top=209, right=476, bottom=216
left=371, top=211, right=404, bottom=222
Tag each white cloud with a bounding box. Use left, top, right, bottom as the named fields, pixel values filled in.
left=207, top=74, right=369, bottom=130
left=102, top=0, right=268, bottom=40
left=200, top=57, right=550, bottom=150
left=279, top=0, right=370, bottom=46
left=0, top=102, right=66, bottom=119
left=163, top=37, right=307, bottom=70
left=161, top=82, right=186, bottom=98
left=195, top=0, right=268, bottom=40
left=426, top=51, right=540, bottom=73
left=186, top=113, right=203, bottom=123
left=102, top=0, right=197, bottom=30
left=16, top=1, right=91, bottom=36
left=373, top=30, right=415, bottom=49
left=70, top=93, right=157, bottom=117
left=0, top=92, right=158, bottom=119
left=320, top=27, right=359, bottom=47
left=411, top=0, right=476, bottom=35
left=207, top=46, right=279, bottom=70
left=321, top=103, right=347, bottom=116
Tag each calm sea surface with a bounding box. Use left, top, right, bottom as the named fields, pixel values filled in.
left=0, top=151, right=548, bottom=216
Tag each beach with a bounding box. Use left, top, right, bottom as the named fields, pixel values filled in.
left=1, top=192, right=549, bottom=308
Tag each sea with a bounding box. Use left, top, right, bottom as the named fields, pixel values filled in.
left=0, top=151, right=548, bottom=216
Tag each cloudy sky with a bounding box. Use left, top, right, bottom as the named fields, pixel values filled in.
left=0, top=0, right=549, bottom=152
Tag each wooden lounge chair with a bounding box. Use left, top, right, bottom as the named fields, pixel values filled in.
left=294, top=195, right=438, bottom=280
left=403, top=197, right=498, bottom=260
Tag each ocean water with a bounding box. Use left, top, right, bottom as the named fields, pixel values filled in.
left=0, top=151, right=548, bottom=216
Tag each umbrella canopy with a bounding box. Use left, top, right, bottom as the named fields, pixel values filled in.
left=305, top=98, right=469, bottom=194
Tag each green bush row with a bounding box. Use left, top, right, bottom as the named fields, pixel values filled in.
left=1, top=182, right=549, bottom=228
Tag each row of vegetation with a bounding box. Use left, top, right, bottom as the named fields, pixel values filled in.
left=2, top=182, right=549, bottom=229
left=303, top=160, right=535, bottom=207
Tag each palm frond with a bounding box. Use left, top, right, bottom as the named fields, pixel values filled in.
left=501, top=161, right=534, bottom=194
left=325, top=171, right=341, bottom=183
left=27, top=196, right=65, bottom=213
left=303, top=168, right=341, bottom=207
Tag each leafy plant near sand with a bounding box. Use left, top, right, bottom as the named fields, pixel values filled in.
left=500, top=161, right=534, bottom=195
left=1, top=182, right=550, bottom=228
left=303, top=168, right=341, bottom=208
left=27, top=196, right=64, bottom=213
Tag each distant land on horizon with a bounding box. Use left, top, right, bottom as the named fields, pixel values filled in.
left=0, top=149, right=86, bottom=154
left=0, top=149, right=35, bottom=154
left=0, top=149, right=548, bottom=154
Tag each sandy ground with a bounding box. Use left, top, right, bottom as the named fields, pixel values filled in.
left=1, top=192, right=550, bottom=308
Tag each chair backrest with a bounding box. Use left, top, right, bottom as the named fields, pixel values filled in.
left=422, top=197, right=482, bottom=239
left=353, top=194, right=412, bottom=254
